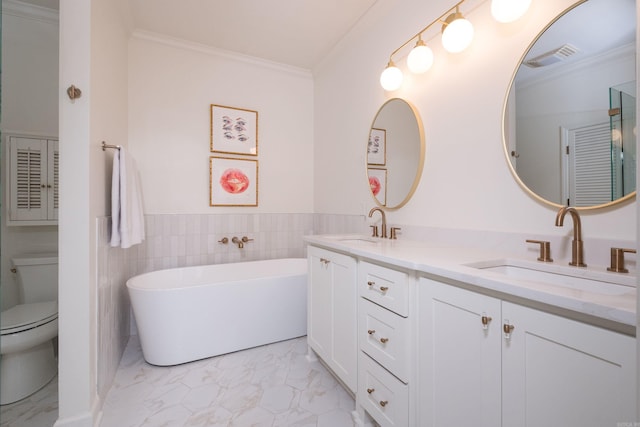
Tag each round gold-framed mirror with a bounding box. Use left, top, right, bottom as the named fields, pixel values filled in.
left=367, top=98, right=425, bottom=210
left=503, top=0, right=636, bottom=210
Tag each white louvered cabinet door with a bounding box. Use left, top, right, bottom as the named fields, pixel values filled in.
left=7, top=135, right=59, bottom=225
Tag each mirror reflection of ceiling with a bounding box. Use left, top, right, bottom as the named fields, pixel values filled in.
left=516, top=0, right=635, bottom=84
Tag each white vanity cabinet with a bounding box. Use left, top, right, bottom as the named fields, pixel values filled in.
left=501, top=301, right=637, bottom=427
left=307, top=245, right=358, bottom=393
left=418, top=277, right=637, bottom=427
left=357, top=261, right=415, bottom=427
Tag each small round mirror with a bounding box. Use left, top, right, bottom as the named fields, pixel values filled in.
left=503, top=0, right=636, bottom=209
left=367, top=98, right=425, bottom=209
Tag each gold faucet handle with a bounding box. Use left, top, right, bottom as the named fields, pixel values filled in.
left=526, top=239, right=553, bottom=262
left=241, top=236, right=254, bottom=243
left=218, top=237, right=229, bottom=244
left=370, top=225, right=379, bottom=238
left=607, top=248, right=636, bottom=273
left=390, top=227, right=401, bottom=240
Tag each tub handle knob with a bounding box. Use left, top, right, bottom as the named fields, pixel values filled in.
left=218, top=237, right=229, bottom=244
left=241, top=236, right=254, bottom=243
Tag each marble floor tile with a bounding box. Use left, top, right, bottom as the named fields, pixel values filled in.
left=0, top=375, right=58, bottom=427
left=100, top=335, right=356, bottom=427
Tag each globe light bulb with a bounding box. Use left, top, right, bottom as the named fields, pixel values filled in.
left=407, top=39, right=434, bottom=74
left=380, top=61, right=403, bottom=91
left=491, top=0, right=531, bottom=23
left=441, top=12, right=474, bottom=53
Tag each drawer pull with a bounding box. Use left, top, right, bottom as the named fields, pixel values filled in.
left=379, top=286, right=389, bottom=292
left=367, top=329, right=389, bottom=344
left=367, top=388, right=375, bottom=394
left=379, top=400, right=388, bottom=407
left=367, top=281, right=375, bottom=286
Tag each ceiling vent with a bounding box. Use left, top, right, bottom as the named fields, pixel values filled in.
left=523, top=43, right=580, bottom=68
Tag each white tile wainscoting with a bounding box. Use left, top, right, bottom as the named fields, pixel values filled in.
left=96, top=213, right=367, bottom=405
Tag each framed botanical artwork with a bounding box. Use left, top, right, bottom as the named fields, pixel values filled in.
left=210, top=157, right=258, bottom=206
left=211, top=104, right=258, bottom=156
left=367, top=168, right=387, bottom=206
left=367, top=128, right=386, bottom=165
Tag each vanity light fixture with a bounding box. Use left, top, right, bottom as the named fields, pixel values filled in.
left=407, top=35, right=434, bottom=74
left=380, top=0, right=533, bottom=90
left=441, top=7, right=474, bottom=53
left=380, top=60, right=404, bottom=91
left=491, top=0, right=532, bottom=23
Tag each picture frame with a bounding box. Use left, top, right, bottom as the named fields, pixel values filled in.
left=210, top=156, right=258, bottom=207
left=211, top=104, right=258, bottom=156
left=367, top=167, right=387, bottom=206
left=367, top=128, right=386, bottom=165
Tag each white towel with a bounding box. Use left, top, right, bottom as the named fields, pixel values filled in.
left=110, top=147, right=145, bottom=248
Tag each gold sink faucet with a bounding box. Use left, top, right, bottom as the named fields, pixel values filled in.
left=555, top=206, right=586, bottom=267
left=368, top=207, right=387, bottom=238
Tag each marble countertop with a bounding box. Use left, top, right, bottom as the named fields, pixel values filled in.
left=304, top=234, right=637, bottom=334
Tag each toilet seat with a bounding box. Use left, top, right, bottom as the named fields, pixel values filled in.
left=1, top=301, right=58, bottom=335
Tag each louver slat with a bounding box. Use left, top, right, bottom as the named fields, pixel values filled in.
left=15, top=149, right=42, bottom=209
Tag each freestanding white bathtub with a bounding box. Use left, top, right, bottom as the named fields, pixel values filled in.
left=126, top=258, right=307, bottom=366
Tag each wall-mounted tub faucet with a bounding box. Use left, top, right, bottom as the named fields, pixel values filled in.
left=555, top=206, right=586, bottom=267
left=231, top=237, right=244, bottom=248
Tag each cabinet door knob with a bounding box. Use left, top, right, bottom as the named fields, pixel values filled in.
left=367, top=281, right=375, bottom=286
left=367, top=329, right=375, bottom=335
left=481, top=314, right=492, bottom=330
left=367, top=388, right=375, bottom=394
left=379, top=337, right=389, bottom=344
left=379, top=286, right=389, bottom=292
left=503, top=322, right=515, bottom=339
left=379, top=400, right=388, bottom=407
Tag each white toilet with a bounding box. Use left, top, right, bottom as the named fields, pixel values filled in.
left=1, top=254, right=58, bottom=405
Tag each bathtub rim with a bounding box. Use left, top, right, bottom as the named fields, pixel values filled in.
left=126, top=257, right=307, bottom=291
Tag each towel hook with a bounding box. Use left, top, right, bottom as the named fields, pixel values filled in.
left=67, top=85, right=82, bottom=100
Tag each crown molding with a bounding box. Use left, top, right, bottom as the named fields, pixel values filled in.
left=131, top=30, right=313, bottom=79
left=2, top=0, right=58, bottom=23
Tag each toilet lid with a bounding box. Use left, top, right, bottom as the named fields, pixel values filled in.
left=1, top=301, right=58, bottom=335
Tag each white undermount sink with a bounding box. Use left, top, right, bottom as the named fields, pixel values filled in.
left=466, top=259, right=636, bottom=296
left=324, top=235, right=380, bottom=245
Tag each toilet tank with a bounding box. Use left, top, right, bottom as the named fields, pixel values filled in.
left=11, top=254, right=58, bottom=303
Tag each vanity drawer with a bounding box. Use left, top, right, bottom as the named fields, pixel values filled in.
left=359, top=261, right=409, bottom=317
left=359, top=298, right=410, bottom=383
left=359, top=352, right=409, bottom=427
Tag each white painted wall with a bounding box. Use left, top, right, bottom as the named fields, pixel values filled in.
left=128, top=34, right=315, bottom=215
left=57, top=0, right=129, bottom=425
left=313, top=0, right=635, bottom=241
left=0, top=1, right=59, bottom=310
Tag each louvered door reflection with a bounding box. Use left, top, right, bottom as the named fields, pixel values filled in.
left=7, top=136, right=59, bottom=224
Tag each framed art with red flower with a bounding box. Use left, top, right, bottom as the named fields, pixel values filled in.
left=210, top=157, right=258, bottom=206
left=367, top=167, right=387, bottom=206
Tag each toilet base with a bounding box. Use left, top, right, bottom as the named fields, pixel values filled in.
left=1, top=339, right=57, bottom=405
